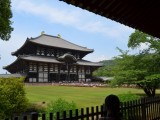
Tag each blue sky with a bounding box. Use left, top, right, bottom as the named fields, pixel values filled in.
left=0, top=0, right=135, bottom=74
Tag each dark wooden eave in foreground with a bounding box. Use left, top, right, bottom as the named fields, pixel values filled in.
left=60, top=0, right=160, bottom=38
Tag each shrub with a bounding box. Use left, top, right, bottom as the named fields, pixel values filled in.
left=26, top=102, right=46, bottom=114
left=46, top=98, right=77, bottom=119
left=118, top=91, right=140, bottom=102
left=0, top=77, right=28, bottom=119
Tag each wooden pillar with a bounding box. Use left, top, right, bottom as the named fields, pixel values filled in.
left=54, top=49, right=57, bottom=57
left=44, top=48, right=47, bottom=56
left=76, top=66, right=79, bottom=82
left=90, top=67, right=93, bottom=81
left=26, top=62, right=30, bottom=82
left=48, top=63, right=50, bottom=83
left=58, top=64, right=60, bottom=82
left=36, top=62, right=39, bottom=82
left=84, top=66, right=86, bottom=82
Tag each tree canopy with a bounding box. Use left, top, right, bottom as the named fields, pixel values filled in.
left=93, top=60, right=115, bottom=77
left=0, top=0, right=13, bottom=41
left=112, top=30, right=160, bottom=97
left=0, top=77, right=28, bottom=119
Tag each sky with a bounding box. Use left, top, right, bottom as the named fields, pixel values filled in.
left=0, top=0, right=135, bottom=74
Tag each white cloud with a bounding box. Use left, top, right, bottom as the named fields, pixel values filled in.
left=12, top=0, right=134, bottom=40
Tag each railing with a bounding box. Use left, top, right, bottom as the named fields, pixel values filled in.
left=5, top=96, right=160, bottom=120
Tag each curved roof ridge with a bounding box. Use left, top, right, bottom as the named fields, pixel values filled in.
left=31, top=34, right=92, bottom=49
left=12, top=38, right=30, bottom=55
left=3, top=56, right=22, bottom=69
left=29, top=34, right=94, bottom=52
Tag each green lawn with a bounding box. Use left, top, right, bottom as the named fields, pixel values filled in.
left=25, top=86, right=159, bottom=108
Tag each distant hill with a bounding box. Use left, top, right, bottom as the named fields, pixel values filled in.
left=99, top=60, right=115, bottom=67
left=93, top=60, right=115, bottom=77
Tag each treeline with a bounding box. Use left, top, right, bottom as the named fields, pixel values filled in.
left=93, top=60, right=115, bottom=77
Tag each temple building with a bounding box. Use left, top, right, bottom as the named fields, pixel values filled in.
left=4, top=34, right=103, bottom=83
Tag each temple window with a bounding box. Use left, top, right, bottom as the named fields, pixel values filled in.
left=38, top=72, right=48, bottom=82
left=46, top=50, right=50, bottom=56
left=50, top=49, right=54, bottom=56
left=55, top=64, right=58, bottom=72
left=29, top=62, right=37, bottom=72
left=29, top=78, right=36, bottom=82
left=86, top=66, right=90, bottom=74
left=36, top=48, right=40, bottom=55
left=73, top=66, right=76, bottom=72
left=77, top=53, right=80, bottom=59
left=50, top=64, right=54, bottom=72
left=44, top=64, right=48, bottom=71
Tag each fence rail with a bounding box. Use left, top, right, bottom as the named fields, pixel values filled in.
left=5, top=96, right=160, bottom=120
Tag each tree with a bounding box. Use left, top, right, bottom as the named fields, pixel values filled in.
left=0, top=0, right=13, bottom=41
left=112, top=30, right=160, bottom=97
left=93, top=60, right=115, bottom=77
left=0, top=77, right=28, bottom=119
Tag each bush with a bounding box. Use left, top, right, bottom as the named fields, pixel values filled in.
left=26, top=102, right=46, bottom=114
left=0, top=77, right=28, bottom=119
left=118, top=91, right=140, bottom=102
left=46, top=98, right=77, bottom=119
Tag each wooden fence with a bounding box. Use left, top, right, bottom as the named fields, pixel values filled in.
left=5, top=96, right=160, bottom=120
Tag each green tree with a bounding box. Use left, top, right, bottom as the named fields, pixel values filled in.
left=47, top=98, right=77, bottom=119
left=112, top=30, right=160, bottom=97
left=0, top=77, right=28, bottom=119
left=93, top=60, right=115, bottom=77
left=0, top=0, right=13, bottom=41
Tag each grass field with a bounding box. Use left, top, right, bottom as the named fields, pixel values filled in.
left=25, top=86, right=160, bottom=108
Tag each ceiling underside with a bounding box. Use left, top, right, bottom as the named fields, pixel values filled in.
left=61, top=0, right=160, bottom=38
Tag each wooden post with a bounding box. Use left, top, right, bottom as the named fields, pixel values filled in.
left=23, top=116, right=27, bottom=120
left=49, top=113, right=53, bottom=120
left=81, top=108, right=84, bottom=120
left=31, top=113, right=38, bottom=120
left=141, top=98, right=146, bottom=120
left=14, top=116, right=18, bottom=120
left=86, top=107, right=89, bottom=120
left=42, top=113, right=45, bottom=120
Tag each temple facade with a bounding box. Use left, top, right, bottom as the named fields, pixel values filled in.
left=4, top=34, right=102, bottom=83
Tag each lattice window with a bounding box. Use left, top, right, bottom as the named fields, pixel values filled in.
left=41, top=48, right=45, bottom=55
left=50, top=64, right=54, bottom=72
left=85, top=66, right=90, bottom=74
left=29, top=62, right=37, bottom=72
left=78, top=74, right=85, bottom=81
left=38, top=72, right=48, bottom=82
left=50, top=49, right=54, bottom=56
left=56, top=51, right=60, bottom=57
left=29, top=78, right=37, bottom=82
left=46, top=50, right=51, bottom=56
left=37, top=48, right=40, bottom=55
left=73, top=66, right=76, bottom=72
left=77, top=53, right=80, bottom=59
left=39, top=63, right=43, bottom=71
left=55, top=64, right=58, bottom=72
left=44, top=64, right=48, bottom=71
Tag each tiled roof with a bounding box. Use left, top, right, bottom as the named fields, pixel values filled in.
left=4, top=55, right=103, bottom=70
left=12, top=34, right=93, bottom=56
left=30, top=34, right=93, bottom=52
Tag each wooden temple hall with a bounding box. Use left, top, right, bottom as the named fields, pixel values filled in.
left=4, top=33, right=103, bottom=83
